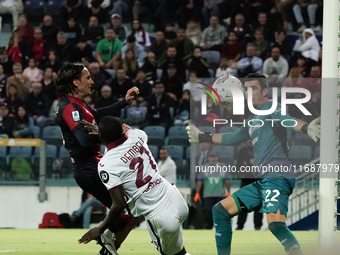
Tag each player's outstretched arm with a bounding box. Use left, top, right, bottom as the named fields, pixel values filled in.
left=78, top=186, right=127, bottom=244
left=294, top=117, right=321, bottom=142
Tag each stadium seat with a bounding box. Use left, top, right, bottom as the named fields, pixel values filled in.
left=32, top=126, right=40, bottom=138
left=198, top=126, right=216, bottom=133
left=156, top=69, right=163, bottom=79
left=105, top=69, right=116, bottom=79
left=0, top=146, right=8, bottom=173
left=24, top=0, right=45, bottom=18
left=7, top=147, right=32, bottom=180
left=148, top=145, right=159, bottom=161
left=292, top=132, right=318, bottom=148
left=8, top=146, right=32, bottom=162
left=214, top=145, right=235, bottom=166
left=32, top=145, right=58, bottom=178
left=46, top=0, right=63, bottom=17
left=144, top=126, right=166, bottom=147
left=42, top=126, right=63, bottom=147
left=201, top=51, right=221, bottom=70
left=208, top=69, right=214, bottom=78
left=313, top=146, right=320, bottom=160
left=56, top=146, right=72, bottom=178
left=165, top=126, right=189, bottom=147
left=59, top=146, right=69, bottom=158
left=289, top=145, right=313, bottom=166
left=163, top=145, right=184, bottom=160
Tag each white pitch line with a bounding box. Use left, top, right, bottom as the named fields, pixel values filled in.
left=0, top=251, right=17, bottom=253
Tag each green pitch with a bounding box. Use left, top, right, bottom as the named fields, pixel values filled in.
left=0, top=229, right=335, bottom=254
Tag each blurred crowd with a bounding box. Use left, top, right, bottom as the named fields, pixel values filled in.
left=0, top=0, right=323, bottom=138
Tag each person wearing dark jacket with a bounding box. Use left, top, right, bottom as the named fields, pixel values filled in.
left=161, top=63, right=183, bottom=103
left=0, top=102, right=15, bottom=138
left=12, top=105, right=34, bottom=138
left=132, top=70, right=152, bottom=107
left=25, top=82, right=50, bottom=128
left=4, top=84, right=23, bottom=116
left=69, top=38, right=96, bottom=63
left=94, top=85, right=117, bottom=109
left=228, top=14, right=253, bottom=46
left=63, top=16, right=82, bottom=46
left=110, top=68, right=134, bottom=101
left=41, top=15, right=59, bottom=46
left=82, top=16, right=104, bottom=44
left=52, top=32, right=74, bottom=64
left=146, top=80, right=172, bottom=129
left=186, top=47, right=210, bottom=78
left=168, top=28, right=194, bottom=60
left=159, top=46, right=186, bottom=82
left=141, top=52, right=157, bottom=83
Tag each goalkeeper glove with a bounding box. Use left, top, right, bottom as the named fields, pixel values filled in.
left=186, top=123, right=213, bottom=143
left=307, top=117, right=321, bottom=143
left=194, top=192, right=201, bottom=202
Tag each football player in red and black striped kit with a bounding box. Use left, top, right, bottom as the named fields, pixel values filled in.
left=55, top=62, right=139, bottom=255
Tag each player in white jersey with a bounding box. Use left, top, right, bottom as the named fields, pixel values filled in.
left=79, top=116, right=190, bottom=255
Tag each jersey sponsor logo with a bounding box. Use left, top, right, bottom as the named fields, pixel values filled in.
left=143, top=177, right=163, bottom=193
left=100, top=170, right=109, bottom=183
left=72, top=111, right=80, bottom=121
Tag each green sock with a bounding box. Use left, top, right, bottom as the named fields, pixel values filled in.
left=268, top=222, right=303, bottom=255
left=212, top=202, right=233, bottom=255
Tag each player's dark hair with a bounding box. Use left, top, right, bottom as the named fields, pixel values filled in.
left=245, top=73, right=268, bottom=90
left=55, top=62, right=84, bottom=97
left=98, top=116, right=124, bottom=145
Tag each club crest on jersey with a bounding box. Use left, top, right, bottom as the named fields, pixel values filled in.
left=100, top=170, right=109, bottom=183
left=72, top=111, right=80, bottom=121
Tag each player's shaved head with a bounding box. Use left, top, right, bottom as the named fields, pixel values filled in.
left=98, top=116, right=124, bottom=145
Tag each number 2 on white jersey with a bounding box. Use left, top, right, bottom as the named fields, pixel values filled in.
left=264, top=189, right=280, bottom=202
left=129, top=146, right=157, bottom=188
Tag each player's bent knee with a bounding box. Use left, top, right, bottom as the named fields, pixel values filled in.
left=212, top=202, right=233, bottom=224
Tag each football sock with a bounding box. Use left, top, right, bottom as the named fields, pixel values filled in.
left=268, top=222, right=303, bottom=254
left=212, top=202, right=233, bottom=255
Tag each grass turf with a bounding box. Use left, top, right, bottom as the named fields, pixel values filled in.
left=0, top=229, right=336, bottom=254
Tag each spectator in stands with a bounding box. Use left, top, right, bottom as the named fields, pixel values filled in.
left=146, top=80, right=172, bottom=129
left=122, top=49, right=139, bottom=79
left=149, top=31, right=168, bottom=62
left=296, top=55, right=309, bottom=77
left=59, top=0, right=83, bottom=28
left=244, top=0, right=270, bottom=25
left=132, top=70, right=151, bottom=107
left=161, top=63, right=183, bottom=102
left=252, top=28, right=269, bottom=60
left=7, top=32, right=24, bottom=64
left=131, top=19, right=151, bottom=48
left=69, top=38, right=96, bottom=63
left=6, top=63, right=30, bottom=98
left=263, top=47, right=289, bottom=87
left=195, top=150, right=231, bottom=229
left=0, top=102, right=15, bottom=138
left=4, top=84, right=23, bottom=116
left=186, top=46, right=210, bottom=78
left=41, top=15, right=59, bottom=46
left=52, top=32, right=73, bottom=65
left=25, top=82, right=50, bottom=128
left=96, top=28, right=123, bottom=69
left=168, top=28, right=195, bottom=61
left=293, top=28, right=320, bottom=66
left=41, top=67, right=57, bottom=103
left=122, top=35, right=146, bottom=67
left=252, top=12, right=275, bottom=44
left=215, top=57, right=237, bottom=77
left=110, top=68, right=133, bottom=101
left=164, top=22, right=177, bottom=41
left=305, top=65, right=321, bottom=93
left=175, top=89, right=190, bottom=125
left=109, top=0, right=132, bottom=20
left=0, top=0, right=23, bottom=30
left=0, top=49, right=13, bottom=76
left=132, top=0, right=153, bottom=20
left=0, top=65, right=7, bottom=98
left=141, top=52, right=157, bottom=83
left=186, top=19, right=202, bottom=46
left=154, top=0, right=181, bottom=32
left=237, top=44, right=263, bottom=77
left=228, top=13, right=253, bottom=46
left=23, top=58, right=43, bottom=83
left=200, top=16, right=226, bottom=52
left=110, top=13, right=128, bottom=44
left=13, top=14, right=34, bottom=43
left=202, top=0, right=224, bottom=28
left=83, top=16, right=104, bottom=48
left=12, top=105, right=34, bottom=138
left=268, top=0, right=284, bottom=32
left=159, top=46, right=186, bottom=82
left=272, top=30, right=293, bottom=62
left=63, top=15, right=82, bottom=46
left=179, top=1, right=201, bottom=29
left=41, top=50, right=62, bottom=74
left=221, top=31, right=242, bottom=68
left=183, top=71, right=204, bottom=103
left=94, top=85, right=117, bottom=108
left=71, top=191, right=104, bottom=229
left=293, top=0, right=320, bottom=32
left=88, top=62, right=108, bottom=92
left=85, top=0, right=109, bottom=24
left=283, top=66, right=305, bottom=90
left=158, top=148, right=177, bottom=185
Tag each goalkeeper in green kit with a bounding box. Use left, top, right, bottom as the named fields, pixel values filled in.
left=186, top=73, right=321, bottom=255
